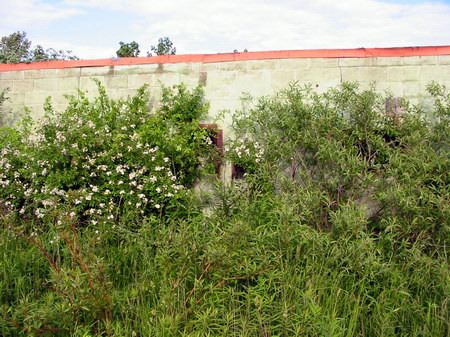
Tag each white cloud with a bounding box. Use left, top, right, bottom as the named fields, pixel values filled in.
left=2, top=0, right=450, bottom=59
left=0, top=0, right=82, bottom=29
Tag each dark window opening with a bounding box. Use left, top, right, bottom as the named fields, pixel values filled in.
left=232, top=163, right=246, bottom=180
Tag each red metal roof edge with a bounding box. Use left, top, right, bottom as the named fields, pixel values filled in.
left=1, top=46, right=449, bottom=72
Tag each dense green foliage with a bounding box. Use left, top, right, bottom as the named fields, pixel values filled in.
left=0, top=31, right=78, bottom=64
left=150, top=37, right=176, bottom=56
left=0, top=82, right=448, bottom=336
left=116, top=41, right=140, bottom=58
left=116, top=37, right=176, bottom=58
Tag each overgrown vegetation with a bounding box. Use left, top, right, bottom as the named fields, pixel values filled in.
left=0, top=82, right=448, bottom=336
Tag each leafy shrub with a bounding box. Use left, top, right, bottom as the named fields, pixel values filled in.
left=0, top=81, right=214, bottom=229
left=226, top=82, right=449, bottom=250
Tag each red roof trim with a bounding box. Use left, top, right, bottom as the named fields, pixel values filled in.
left=1, top=46, right=449, bottom=72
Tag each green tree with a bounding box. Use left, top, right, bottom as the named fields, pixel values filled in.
left=150, top=37, right=176, bottom=56
left=116, top=41, right=140, bottom=58
left=0, top=31, right=78, bottom=64
left=0, top=31, right=31, bottom=63
left=31, top=45, right=78, bottom=62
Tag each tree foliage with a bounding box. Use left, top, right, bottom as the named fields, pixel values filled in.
left=0, top=31, right=78, bottom=64
left=116, top=41, right=140, bottom=58
left=150, top=37, right=176, bottom=56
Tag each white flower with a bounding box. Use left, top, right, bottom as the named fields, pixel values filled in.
left=69, top=212, right=76, bottom=218
left=155, top=204, right=160, bottom=209
left=163, top=157, right=170, bottom=163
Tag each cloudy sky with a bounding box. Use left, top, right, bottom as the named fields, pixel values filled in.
left=1, top=0, right=450, bottom=59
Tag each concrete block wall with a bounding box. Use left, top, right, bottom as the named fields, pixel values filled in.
left=1, top=47, right=450, bottom=130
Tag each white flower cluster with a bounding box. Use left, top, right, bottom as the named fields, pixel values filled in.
left=0, top=113, right=183, bottom=224
left=226, top=135, right=265, bottom=164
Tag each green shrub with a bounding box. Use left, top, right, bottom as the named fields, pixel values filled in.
left=227, top=82, right=449, bottom=251
left=0, top=81, right=214, bottom=230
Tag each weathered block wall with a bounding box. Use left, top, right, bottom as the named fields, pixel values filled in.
left=1, top=47, right=450, bottom=130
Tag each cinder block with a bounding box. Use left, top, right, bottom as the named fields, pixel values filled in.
left=23, top=70, right=45, bottom=79
left=205, top=70, right=237, bottom=85
left=271, top=69, right=296, bottom=90
left=13, top=80, right=34, bottom=92
left=45, top=68, right=81, bottom=78
left=219, top=61, right=247, bottom=71
left=80, top=66, right=115, bottom=77
left=277, top=59, right=311, bottom=69
left=34, top=78, right=59, bottom=92
left=128, top=74, right=154, bottom=89
left=389, top=66, right=420, bottom=82
left=309, top=58, right=339, bottom=68
left=296, top=68, right=324, bottom=82
left=137, top=64, right=162, bottom=74
left=200, top=63, right=221, bottom=72
left=106, top=75, right=128, bottom=89
left=163, top=63, right=191, bottom=74
left=323, top=68, right=342, bottom=82
left=340, top=67, right=359, bottom=82
left=9, top=92, right=26, bottom=105
left=338, top=58, right=373, bottom=67
left=25, top=91, right=51, bottom=105
left=0, top=80, right=13, bottom=91
left=1, top=71, right=24, bottom=80
left=403, top=83, right=421, bottom=97
left=438, top=55, right=450, bottom=65
left=114, top=65, right=142, bottom=75
left=154, top=72, right=180, bottom=88
left=377, top=82, right=405, bottom=97
left=358, top=67, right=389, bottom=82
left=49, top=93, right=71, bottom=105
left=58, top=77, right=79, bottom=92
left=79, top=76, right=106, bottom=93
left=107, top=89, right=137, bottom=100
left=179, top=73, right=201, bottom=88
left=373, top=57, right=403, bottom=67
left=246, top=60, right=278, bottom=70
left=403, top=56, right=437, bottom=66
left=420, top=65, right=450, bottom=83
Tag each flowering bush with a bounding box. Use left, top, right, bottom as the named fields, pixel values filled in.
left=0, top=81, right=213, bottom=228
left=225, top=135, right=264, bottom=175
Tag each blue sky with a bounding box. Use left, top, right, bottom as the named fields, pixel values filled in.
left=1, top=0, right=449, bottom=59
